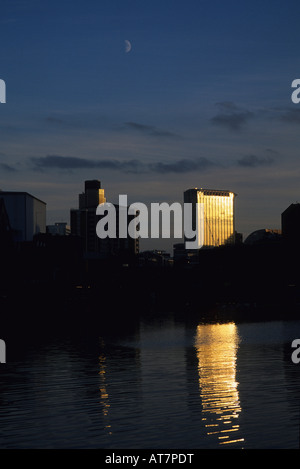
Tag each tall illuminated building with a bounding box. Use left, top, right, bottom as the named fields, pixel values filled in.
left=184, top=188, right=236, bottom=248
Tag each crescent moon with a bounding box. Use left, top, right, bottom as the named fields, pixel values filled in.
left=125, top=40, right=132, bottom=53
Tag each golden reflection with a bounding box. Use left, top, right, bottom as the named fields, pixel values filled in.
left=194, top=323, right=244, bottom=446
left=98, top=351, right=112, bottom=435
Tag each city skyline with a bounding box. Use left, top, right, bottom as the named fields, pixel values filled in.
left=1, top=0, right=300, bottom=251
left=1, top=178, right=293, bottom=255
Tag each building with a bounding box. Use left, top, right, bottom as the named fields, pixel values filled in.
left=47, top=222, right=71, bottom=236
left=70, top=180, right=106, bottom=255
left=108, top=204, right=140, bottom=259
left=0, top=198, right=13, bottom=249
left=281, top=203, right=300, bottom=245
left=244, top=229, right=281, bottom=245
left=0, top=191, right=46, bottom=242
left=184, top=188, right=236, bottom=248
left=138, top=250, right=173, bottom=267
left=70, top=180, right=139, bottom=260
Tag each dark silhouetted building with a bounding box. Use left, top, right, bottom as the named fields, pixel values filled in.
left=244, top=229, right=282, bottom=245
left=70, top=180, right=139, bottom=260
left=235, top=231, right=243, bottom=244
left=281, top=203, right=300, bottom=245
left=70, top=180, right=106, bottom=256
left=47, top=222, right=70, bottom=236
left=173, top=242, right=199, bottom=266
left=139, top=250, right=172, bottom=267
left=0, top=191, right=46, bottom=242
left=0, top=198, right=13, bottom=249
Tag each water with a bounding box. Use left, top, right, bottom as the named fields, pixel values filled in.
left=0, top=314, right=299, bottom=449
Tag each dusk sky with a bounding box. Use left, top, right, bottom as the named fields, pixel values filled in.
left=1, top=0, right=300, bottom=251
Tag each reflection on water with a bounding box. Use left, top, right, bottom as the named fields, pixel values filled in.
left=98, top=343, right=112, bottom=436
left=195, top=323, right=244, bottom=446
left=0, top=318, right=299, bottom=448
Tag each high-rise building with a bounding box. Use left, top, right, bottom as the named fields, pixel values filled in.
left=0, top=198, right=13, bottom=248
left=70, top=180, right=106, bottom=255
left=281, top=203, right=300, bottom=245
left=0, top=191, right=46, bottom=242
left=78, top=179, right=106, bottom=210
left=70, top=180, right=139, bottom=260
left=184, top=188, right=236, bottom=248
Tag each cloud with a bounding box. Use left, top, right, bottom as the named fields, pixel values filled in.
left=211, top=101, right=254, bottom=131
left=256, top=106, right=300, bottom=125
left=279, top=108, right=300, bottom=124
left=0, top=163, right=17, bottom=172
left=30, top=155, right=216, bottom=174
left=124, top=122, right=181, bottom=138
left=45, top=116, right=65, bottom=125
left=44, top=115, right=88, bottom=129
left=31, top=155, right=144, bottom=173
left=44, top=116, right=183, bottom=137
left=237, top=154, right=275, bottom=168
left=148, top=157, right=214, bottom=173
left=32, top=155, right=96, bottom=169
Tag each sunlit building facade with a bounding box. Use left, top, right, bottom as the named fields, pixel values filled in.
left=184, top=188, right=236, bottom=248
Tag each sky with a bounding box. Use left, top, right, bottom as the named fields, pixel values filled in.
left=1, top=0, right=300, bottom=251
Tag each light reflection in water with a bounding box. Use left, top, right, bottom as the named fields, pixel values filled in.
left=98, top=345, right=112, bottom=435
left=194, top=322, right=244, bottom=446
